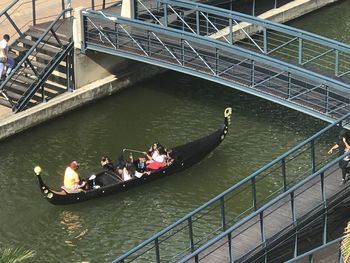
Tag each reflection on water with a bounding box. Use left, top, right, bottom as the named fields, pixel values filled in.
left=60, top=211, right=89, bottom=247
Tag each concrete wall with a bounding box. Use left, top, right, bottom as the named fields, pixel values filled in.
left=0, top=60, right=165, bottom=141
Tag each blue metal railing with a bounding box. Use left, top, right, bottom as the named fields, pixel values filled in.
left=111, top=109, right=350, bottom=262
left=177, top=153, right=350, bottom=263
left=285, top=237, right=343, bottom=263
left=131, top=0, right=350, bottom=82
left=82, top=10, right=350, bottom=122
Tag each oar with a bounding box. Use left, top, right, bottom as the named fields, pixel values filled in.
left=122, top=148, right=144, bottom=154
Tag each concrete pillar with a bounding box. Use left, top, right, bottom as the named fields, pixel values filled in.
left=121, top=0, right=134, bottom=19
left=72, top=7, right=85, bottom=50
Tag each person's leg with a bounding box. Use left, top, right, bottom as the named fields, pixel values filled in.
left=6, top=57, right=14, bottom=75
left=0, top=62, right=5, bottom=77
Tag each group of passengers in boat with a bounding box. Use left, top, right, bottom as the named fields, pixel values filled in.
left=62, top=143, right=175, bottom=192
left=100, top=142, right=175, bottom=181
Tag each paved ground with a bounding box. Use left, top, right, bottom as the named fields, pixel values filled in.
left=0, top=0, right=117, bottom=119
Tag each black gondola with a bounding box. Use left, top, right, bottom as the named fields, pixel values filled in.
left=34, top=108, right=232, bottom=205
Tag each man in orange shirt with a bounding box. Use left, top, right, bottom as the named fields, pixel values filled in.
left=63, top=161, right=85, bottom=190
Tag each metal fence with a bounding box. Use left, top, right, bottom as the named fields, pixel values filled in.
left=82, top=10, right=349, bottom=122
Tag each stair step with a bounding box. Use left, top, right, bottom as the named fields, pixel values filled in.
left=5, top=80, right=28, bottom=93
left=31, top=52, right=53, bottom=62
left=14, top=75, right=35, bottom=85
left=10, top=45, right=28, bottom=53
left=18, top=38, right=62, bottom=54
left=6, top=89, right=23, bottom=101
left=26, top=27, right=70, bottom=44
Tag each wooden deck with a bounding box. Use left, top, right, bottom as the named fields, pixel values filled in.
left=196, top=164, right=348, bottom=262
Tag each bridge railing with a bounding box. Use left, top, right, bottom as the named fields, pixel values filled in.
left=131, top=0, right=350, bottom=83
left=176, top=152, right=350, bottom=263
left=83, top=11, right=349, bottom=122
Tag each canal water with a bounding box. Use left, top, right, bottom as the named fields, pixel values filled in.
left=0, top=2, right=348, bottom=262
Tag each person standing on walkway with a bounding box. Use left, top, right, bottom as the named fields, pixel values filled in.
left=0, top=34, right=15, bottom=80
left=328, top=129, right=350, bottom=184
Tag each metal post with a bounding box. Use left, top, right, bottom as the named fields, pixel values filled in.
left=220, top=196, right=226, bottom=231
left=32, top=0, right=36, bottom=26
left=164, top=4, right=168, bottom=27
left=335, top=50, right=339, bottom=77
left=188, top=217, right=198, bottom=263
left=252, top=177, right=257, bottom=210
left=215, top=48, right=219, bottom=76
left=91, top=0, right=95, bottom=10
left=229, top=18, right=233, bottom=45
left=325, top=85, right=329, bottom=113
left=251, top=60, right=255, bottom=87
left=263, top=28, right=267, bottom=54
left=252, top=0, right=256, bottom=16
left=274, top=0, right=278, bottom=8
left=181, top=39, right=185, bottom=66
left=259, top=211, right=265, bottom=243
left=310, top=140, right=316, bottom=173
left=103, top=0, right=106, bottom=9
left=298, top=38, right=303, bottom=65
left=282, top=158, right=287, bottom=191
left=228, top=232, right=234, bottom=262
left=196, top=11, right=200, bottom=35
left=155, top=237, right=161, bottom=263
left=61, top=0, right=65, bottom=14
left=320, top=172, right=327, bottom=244
left=287, top=72, right=292, bottom=98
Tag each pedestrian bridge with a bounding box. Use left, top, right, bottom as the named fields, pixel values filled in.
left=80, top=0, right=350, bottom=125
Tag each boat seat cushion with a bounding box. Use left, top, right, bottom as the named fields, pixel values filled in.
left=146, top=161, right=166, bottom=170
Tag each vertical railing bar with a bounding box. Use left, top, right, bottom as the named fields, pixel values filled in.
left=215, top=48, right=219, bottom=76
left=32, top=0, right=37, bottom=26
left=335, top=50, right=339, bottom=77
left=155, top=237, right=161, bottom=263
left=287, top=72, right=292, bottom=99
left=251, top=60, right=255, bottom=86
left=321, top=172, right=327, bottom=244
left=229, top=18, right=233, bottom=45
left=252, top=0, right=256, bottom=16
left=325, top=85, right=329, bottom=113
left=164, top=3, right=168, bottom=27
left=311, top=140, right=316, bottom=173
left=282, top=157, right=287, bottom=192
left=298, top=38, right=303, bottom=65
left=227, top=232, right=234, bottom=262
left=91, top=0, right=95, bottom=10
left=196, top=10, right=200, bottom=35
left=259, top=211, right=265, bottom=243
left=252, top=177, right=257, bottom=210
left=188, top=217, right=198, bottom=263
left=263, top=28, right=267, bottom=54
left=220, top=196, right=226, bottom=231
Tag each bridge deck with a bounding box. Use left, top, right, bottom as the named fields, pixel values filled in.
left=198, top=165, right=346, bottom=262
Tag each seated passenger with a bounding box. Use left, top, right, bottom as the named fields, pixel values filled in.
left=100, top=156, right=114, bottom=171
left=144, top=147, right=167, bottom=170
left=63, top=161, right=85, bottom=192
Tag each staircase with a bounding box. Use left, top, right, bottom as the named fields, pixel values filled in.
left=0, top=10, right=74, bottom=112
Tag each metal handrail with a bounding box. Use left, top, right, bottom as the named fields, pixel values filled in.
left=178, top=151, right=350, bottom=263
left=133, top=0, right=350, bottom=80
left=0, top=8, right=73, bottom=90
left=285, top=236, right=343, bottom=262
left=111, top=104, right=350, bottom=262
